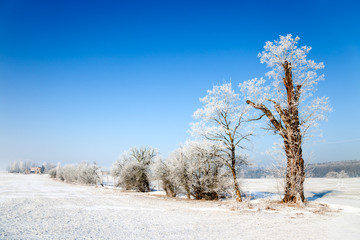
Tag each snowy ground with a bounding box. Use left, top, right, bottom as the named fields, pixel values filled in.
left=0, top=173, right=359, bottom=240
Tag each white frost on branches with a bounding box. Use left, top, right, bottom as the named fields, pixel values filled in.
left=153, top=140, right=232, bottom=199
left=238, top=77, right=270, bottom=104
left=191, top=82, right=252, bottom=150
left=259, top=34, right=324, bottom=99
left=112, top=147, right=158, bottom=192
left=49, top=162, right=101, bottom=185
left=240, top=34, right=332, bottom=138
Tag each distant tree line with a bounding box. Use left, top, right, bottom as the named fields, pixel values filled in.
left=306, top=160, right=360, bottom=178
left=7, top=161, right=55, bottom=174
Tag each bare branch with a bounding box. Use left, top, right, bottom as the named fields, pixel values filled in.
left=246, top=100, right=285, bottom=136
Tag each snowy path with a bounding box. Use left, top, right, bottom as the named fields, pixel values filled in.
left=0, top=173, right=359, bottom=240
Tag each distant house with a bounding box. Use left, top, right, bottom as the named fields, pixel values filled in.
left=30, top=167, right=41, bottom=174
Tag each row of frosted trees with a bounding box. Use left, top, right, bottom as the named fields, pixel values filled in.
left=43, top=34, right=330, bottom=204
left=112, top=34, right=331, bottom=203
left=112, top=144, right=236, bottom=200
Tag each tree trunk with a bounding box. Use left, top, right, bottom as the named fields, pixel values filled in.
left=246, top=60, right=306, bottom=203
left=162, top=179, right=177, bottom=197
left=282, top=137, right=305, bottom=203
left=230, top=149, right=242, bottom=202
left=184, top=184, right=191, bottom=199
left=230, top=167, right=242, bottom=202
left=282, top=60, right=305, bottom=203
left=282, top=120, right=305, bottom=203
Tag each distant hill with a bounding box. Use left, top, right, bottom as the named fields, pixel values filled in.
left=241, top=166, right=269, bottom=179
left=306, top=160, right=360, bottom=178
left=242, top=160, right=360, bottom=178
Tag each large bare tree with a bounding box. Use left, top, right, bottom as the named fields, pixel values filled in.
left=240, top=34, right=331, bottom=203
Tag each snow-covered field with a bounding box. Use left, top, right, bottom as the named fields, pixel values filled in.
left=1, top=173, right=359, bottom=240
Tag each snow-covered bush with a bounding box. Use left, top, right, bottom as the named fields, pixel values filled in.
left=152, top=159, right=181, bottom=197
left=325, top=170, right=349, bottom=178
left=51, top=162, right=101, bottom=185
left=112, top=147, right=158, bottom=192
left=59, top=165, right=79, bottom=183
left=48, top=168, right=57, bottom=178
left=78, top=162, right=101, bottom=185
left=325, top=171, right=338, bottom=178
left=185, top=141, right=232, bottom=200
left=157, top=140, right=232, bottom=200
left=338, top=170, right=350, bottom=178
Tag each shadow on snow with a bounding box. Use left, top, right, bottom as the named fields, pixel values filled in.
left=307, top=190, right=334, bottom=201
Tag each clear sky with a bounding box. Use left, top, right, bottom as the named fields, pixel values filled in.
left=1, top=0, right=359, bottom=170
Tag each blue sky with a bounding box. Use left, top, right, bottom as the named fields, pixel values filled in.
left=0, top=0, right=359, bottom=170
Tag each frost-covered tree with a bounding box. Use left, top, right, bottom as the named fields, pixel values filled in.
left=240, top=34, right=331, bottom=203
left=112, top=147, right=158, bottom=192
left=191, top=83, right=251, bottom=202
